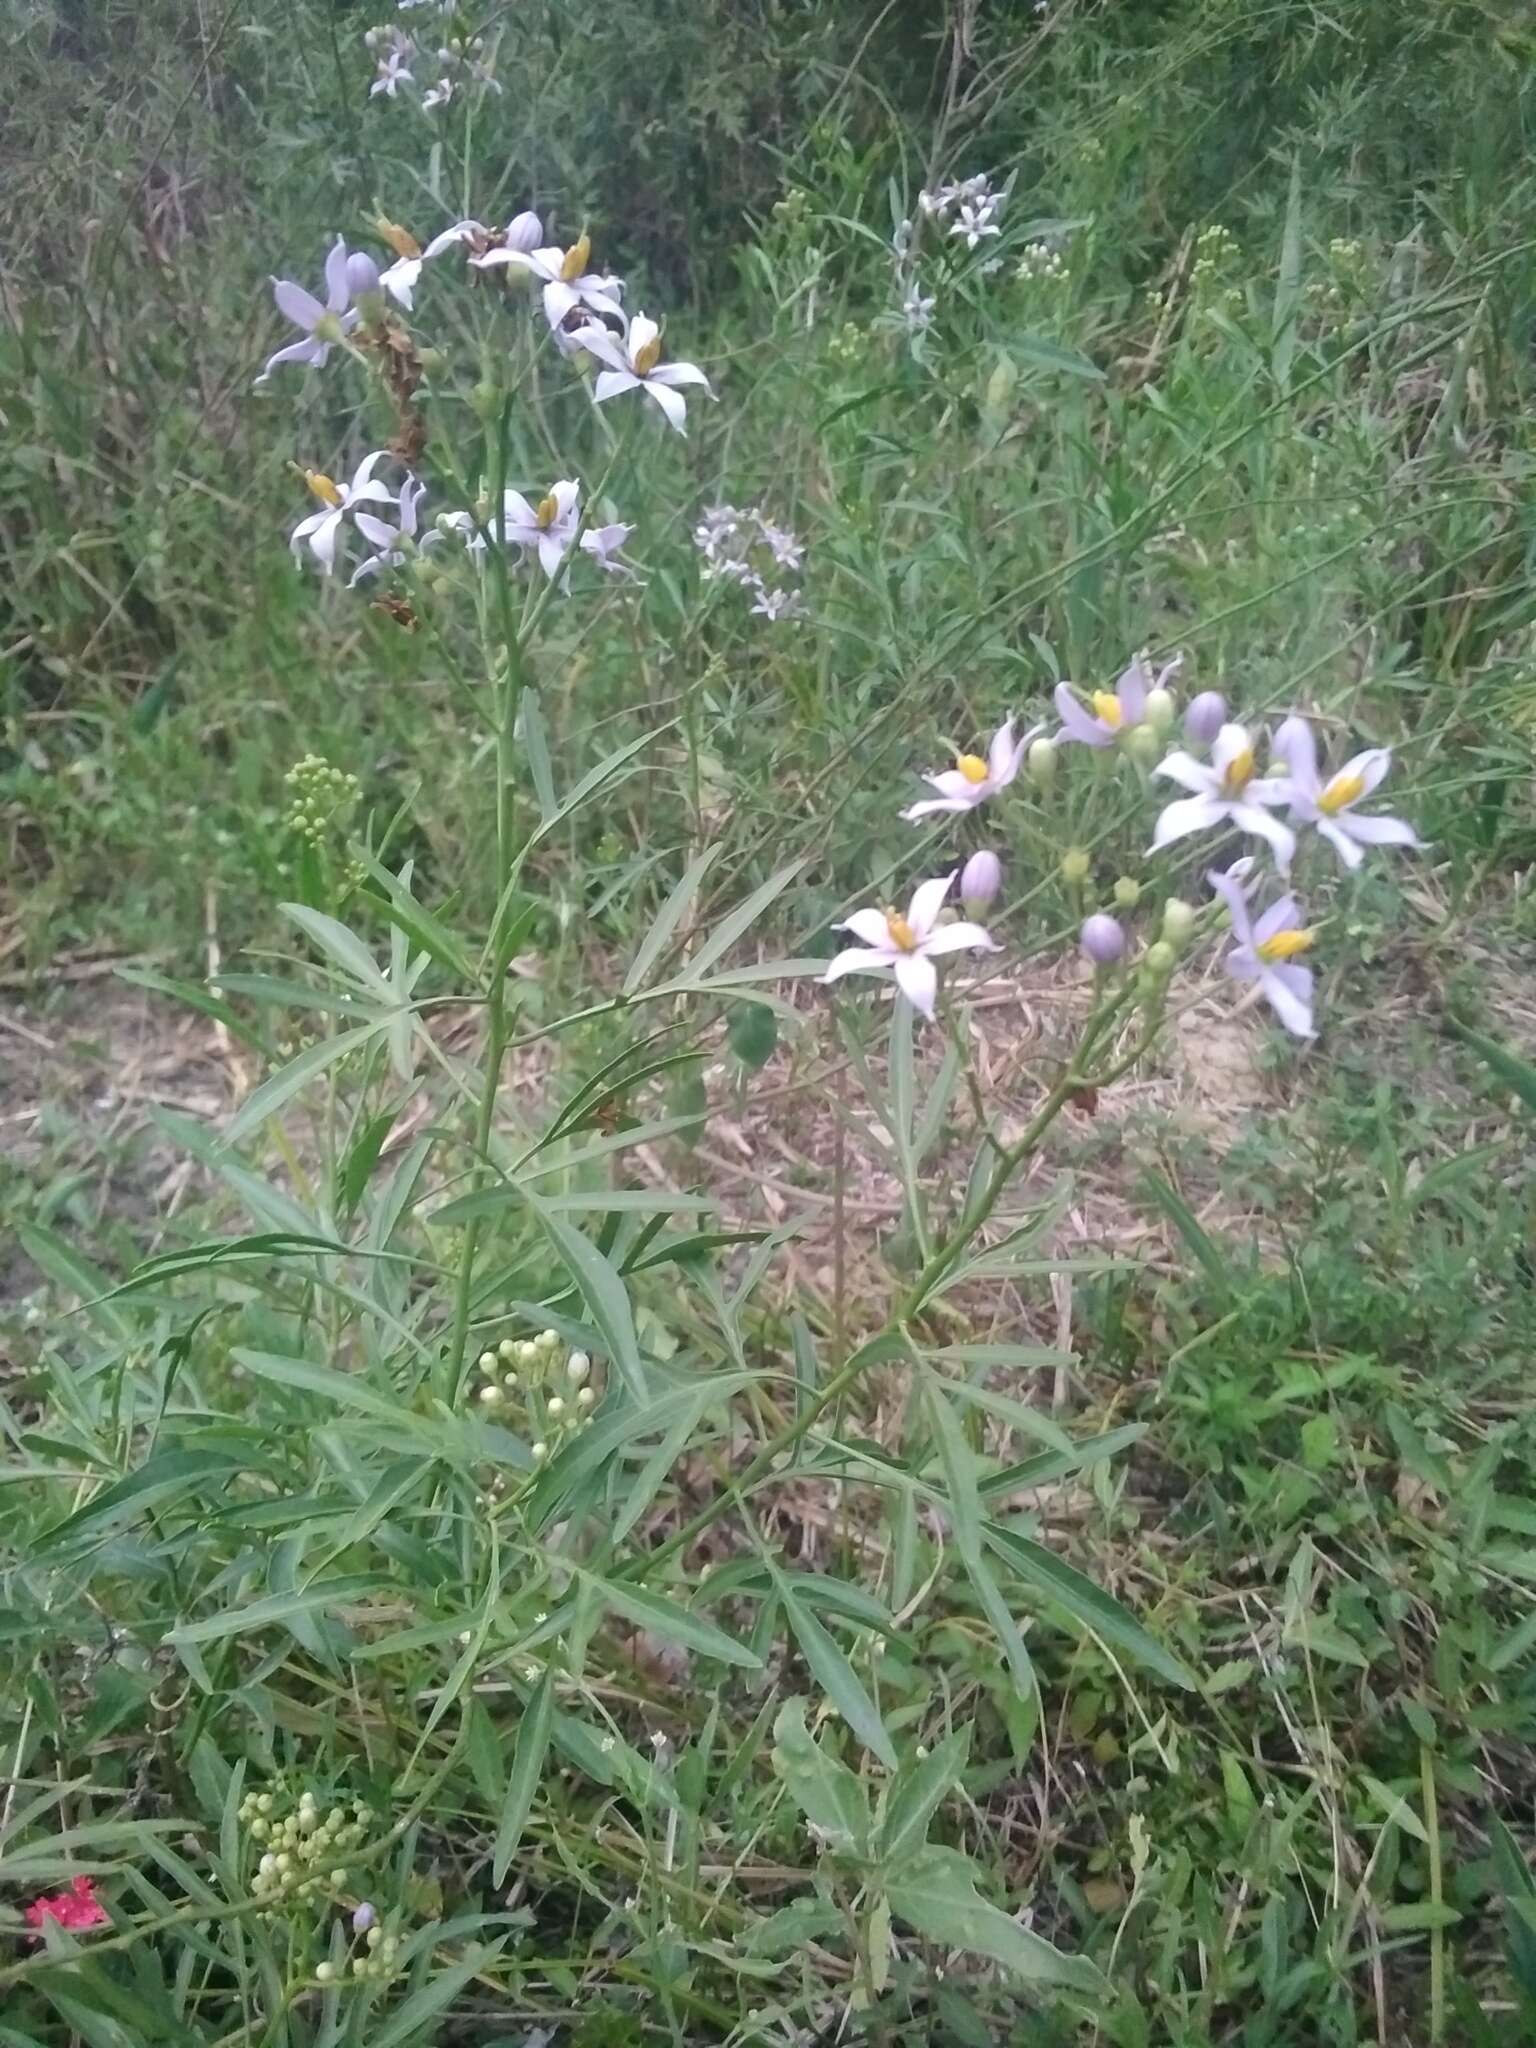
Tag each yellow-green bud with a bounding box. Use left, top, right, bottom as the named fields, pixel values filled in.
left=1161, top=898, right=1196, bottom=947
left=417, top=345, right=446, bottom=376
left=1144, top=687, right=1176, bottom=734
left=498, top=1339, right=517, bottom=1362
left=478, top=1385, right=504, bottom=1408
left=1060, top=849, right=1091, bottom=886
left=1143, top=940, right=1177, bottom=979
left=316, top=1962, right=337, bottom=1985
left=1026, top=736, right=1057, bottom=789
left=1112, top=877, right=1141, bottom=910
left=1126, top=723, right=1160, bottom=767
left=470, top=380, right=500, bottom=421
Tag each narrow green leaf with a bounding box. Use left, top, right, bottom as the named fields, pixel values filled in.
left=880, top=1729, right=970, bottom=1866
left=165, top=1575, right=390, bottom=1646
left=224, top=1023, right=386, bottom=1146
left=684, top=858, right=807, bottom=978
left=983, top=1522, right=1196, bottom=1689
left=580, top=1568, right=762, bottom=1668
left=520, top=687, right=558, bottom=821
left=34, top=1452, right=239, bottom=1552
left=532, top=1204, right=647, bottom=1399
left=492, top=1669, right=553, bottom=1883
left=369, top=1940, right=504, bottom=2048
left=231, top=1349, right=417, bottom=1428
left=625, top=845, right=720, bottom=994
left=780, top=1584, right=895, bottom=1766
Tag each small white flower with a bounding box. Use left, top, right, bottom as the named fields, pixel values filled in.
left=579, top=522, right=641, bottom=579
left=901, top=717, right=1040, bottom=820
left=821, top=872, right=998, bottom=1022
left=370, top=48, right=413, bottom=97
left=950, top=200, right=1000, bottom=250
left=902, top=285, right=936, bottom=332
left=421, top=76, right=453, bottom=112
left=576, top=312, right=713, bottom=435
left=472, top=231, right=624, bottom=332
left=499, top=480, right=581, bottom=579
left=349, top=476, right=433, bottom=585
left=1208, top=865, right=1316, bottom=1038
left=1150, top=722, right=1297, bottom=870
left=289, top=452, right=395, bottom=575
left=1270, top=715, right=1420, bottom=870
left=755, top=519, right=804, bottom=571
left=749, top=584, right=803, bottom=622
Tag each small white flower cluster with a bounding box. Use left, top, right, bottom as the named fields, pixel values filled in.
left=1016, top=239, right=1068, bottom=286
left=693, top=503, right=805, bottom=622
left=919, top=172, right=1005, bottom=251
left=475, top=1329, right=598, bottom=1463
left=363, top=4, right=499, bottom=112
left=238, top=1787, right=373, bottom=1915
left=824, top=656, right=1422, bottom=1040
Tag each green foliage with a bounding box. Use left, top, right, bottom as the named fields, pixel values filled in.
left=5, top=0, right=1536, bottom=2042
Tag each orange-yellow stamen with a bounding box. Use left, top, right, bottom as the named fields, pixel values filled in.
left=1221, top=746, right=1256, bottom=795
left=534, top=492, right=560, bottom=529
left=884, top=911, right=918, bottom=952
left=1256, top=928, right=1314, bottom=963
left=304, top=469, right=342, bottom=507
left=1091, top=690, right=1124, bottom=729
left=633, top=331, right=663, bottom=375
left=1318, top=770, right=1365, bottom=816
left=560, top=233, right=591, bottom=282
left=955, top=752, right=989, bottom=784
left=375, top=217, right=422, bottom=261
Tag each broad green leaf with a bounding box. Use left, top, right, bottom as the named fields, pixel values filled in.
left=771, top=1697, right=871, bottom=1855
left=888, top=1845, right=1103, bottom=1992
left=984, top=1522, right=1196, bottom=1690
left=779, top=1582, right=895, bottom=1766
left=580, top=1568, right=761, bottom=1668
left=879, top=1727, right=970, bottom=1866
left=728, top=1001, right=778, bottom=1069
left=492, top=1668, right=553, bottom=1882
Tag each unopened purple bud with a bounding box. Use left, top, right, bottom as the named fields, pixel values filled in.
left=1183, top=690, right=1226, bottom=747
left=1080, top=913, right=1126, bottom=966
left=352, top=1902, right=376, bottom=1934
left=960, top=849, right=1002, bottom=916
left=505, top=210, right=543, bottom=254
left=344, top=252, right=382, bottom=298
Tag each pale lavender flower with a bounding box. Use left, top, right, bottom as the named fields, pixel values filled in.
left=370, top=47, right=413, bottom=96
left=499, top=480, right=581, bottom=579
left=903, top=285, right=936, bottom=332
left=576, top=312, right=712, bottom=435
left=345, top=252, right=382, bottom=296
left=1055, top=654, right=1178, bottom=747
left=472, top=232, right=624, bottom=331
left=256, top=237, right=359, bottom=385
left=960, top=849, right=1002, bottom=916
left=289, top=453, right=395, bottom=575
left=352, top=1903, right=376, bottom=1934
left=1270, top=715, right=1420, bottom=871
left=580, top=522, right=641, bottom=579
left=756, top=519, right=804, bottom=572
left=1183, top=690, right=1227, bottom=747
left=1080, top=913, right=1126, bottom=966
left=749, top=584, right=803, bottom=622
left=421, top=77, right=454, bottom=112
left=902, top=717, right=1040, bottom=820
left=918, top=186, right=956, bottom=219
left=1208, top=864, right=1315, bottom=1038
left=1151, top=723, right=1296, bottom=870
left=822, top=872, right=998, bottom=1021
left=951, top=200, right=1000, bottom=251
left=350, top=476, right=431, bottom=585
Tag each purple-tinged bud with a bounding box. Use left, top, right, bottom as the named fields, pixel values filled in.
left=344, top=252, right=382, bottom=298
left=352, top=1902, right=376, bottom=1934
left=1183, top=690, right=1226, bottom=747
left=960, top=850, right=1002, bottom=917
left=505, top=210, right=543, bottom=254
left=1080, top=913, right=1126, bottom=966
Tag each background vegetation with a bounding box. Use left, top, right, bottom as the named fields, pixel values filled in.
left=5, top=0, right=1536, bottom=2041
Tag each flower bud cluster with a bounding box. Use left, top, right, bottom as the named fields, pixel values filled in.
left=475, top=1328, right=599, bottom=1462
left=238, top=1787, right=375, bottom=1915
left=283, top=755, right=360, bottom=847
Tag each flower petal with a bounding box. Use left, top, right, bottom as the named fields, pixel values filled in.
left=256, top=337, right=324, bottom=383
left=592, top=368, right=641, bottom=404
left=922, top=921, right=998, bottom=957
left=1207, top=865, right=1254, bottom=943
left=986, top=718, right=1017, bottom=783
left=626, top=312, right=660, bottom=366
left=1229, top=803, right=1297, bottom=872
left=893, top=951, right=938, bottom=1019
left=645, top=380, right=689, bottom=433
left=650, top=360, right=712, bottom=390
left=1250, top=893, right=1303, bottom=944
left=272, top=279, right=325, bottom=331
left=900, top=796, right=970, bottom=819
left=353, top=512, right=397, bottom=548
left=1270, top=714, right=1319, bottom=794
left=1316, top=817, right=1366, bottom=869
left=307, top=508, right=344, bottom=573
left=1053, top=683, right=1109, bottom=746
left=423, top=219, right=485, bottom=260
left=906, top=872, right=956, bottom=940
left=1152, top=749, right=1217, bottom=795
left=1340, top=747, right=1393, bottom=799
left=821, top=946, right=891, bottom=985
left=1337, top=810, right=1419, bottom=848
left=1151, top=793, right=1226, bottom=849
left=1261, top=962, right=1315, bottom=1038
left=836, top=908, right=894, bottom=948
left=1211, top=723, right=1256, bottom=780
left=575, top=325, right=629, bottom=372
left=324, top=236, right=350, bottom=312
left=1116, top=656, right=1148, bottom=724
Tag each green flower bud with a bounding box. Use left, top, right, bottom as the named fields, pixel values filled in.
left=1143, top=940, right=1177, bottom=979
left=1112, top=876, right=1141, bottom=910
left=1161, top=898, right=1196, bottom=947
left=1026, top=736, right=1057, bottom=789
left=1144, top=687, right=1176, bottom=734
left=315, top=1961, right=337, bottom=1985
left=1126, top=723, right=1160, bottom=767
left=417, top=345, right=446, bottom=376
left=1060, top=848, right=1091, bottom=886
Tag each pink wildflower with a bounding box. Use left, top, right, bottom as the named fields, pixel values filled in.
left=24, top=1875, right=110, bottom=1936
